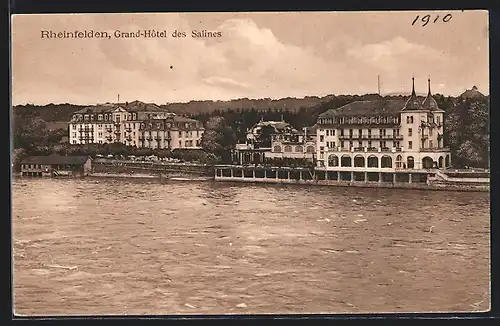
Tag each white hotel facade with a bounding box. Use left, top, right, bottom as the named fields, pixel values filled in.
left=68, top=100, right=204, bottom=150
left=314, top=78, right=451, bottom=176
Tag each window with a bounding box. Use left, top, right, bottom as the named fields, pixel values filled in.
left=368, top=141, right=372, bottom=148
left=408, top=141, right=413, bottom=149
left=105, top=115, right=108, bottom=121
left=178, top=140, right=182, bottom=147
left=349, top=129, right=353, bottom=137
left=358, top=141, right=362, bottom=147
left=429, top=128, right=433, bottom=136
left=430, top=140, right=433, bottom=148
left=331, top=129, right=335, bottom=136
left=358, top=129, right=362, bottom=137
left=73, top=133, right=76, bottom=138
left=408, top=128, right=412, bottom=136
left=340, top=141, right=345, bottom=148
left=395, top=141, right=400, bottom=148
left=406, top=116, right=410, bottom=124
left=349, top=141, right=353, bottom=148
left=179, top=131, right=182, bottom=137
left=72, top=125, right=76, bottom=130
left=410, top=116, right=414, bottom=124
left=340, top=129, right=344, bottom=136
left=326, top=130, right=329, bottom=136
left=98, top=132, right=102, bottom=137
left=436, top=116, right=441, bottom=125
left=320, top=135, right=324, bottom=142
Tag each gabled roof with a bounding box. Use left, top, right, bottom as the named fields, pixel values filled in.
left=21, top=154, right=90, bottom=165
left=318, top=99, right=406, bottom=118
left=73, top=101, right=167, bottom=115
left=120, top=100, right=164, bottom=112
left=74, top=104, right=115, bottom=115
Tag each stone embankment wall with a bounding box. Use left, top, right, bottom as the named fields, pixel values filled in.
left=91, top=159, right=213, bottom=179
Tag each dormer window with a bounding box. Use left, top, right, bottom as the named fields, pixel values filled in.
left=141, top=123, right=145, bottom=128
left=98, top=114, right=103, bottom=120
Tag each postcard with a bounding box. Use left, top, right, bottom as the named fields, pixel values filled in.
left=11, top=10, right=490, bottom=316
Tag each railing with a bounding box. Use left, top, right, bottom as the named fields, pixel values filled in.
left=327, top=147, right=404, bottom=153
left=420, top=147, right=450, bottom=152
left=338, top=134, right=402, bottom=140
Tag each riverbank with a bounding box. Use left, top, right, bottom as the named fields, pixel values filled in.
left=88, top=172, right=212, bottom=182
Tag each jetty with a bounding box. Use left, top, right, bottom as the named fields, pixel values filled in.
left=213, top=165, right=490, bottom=192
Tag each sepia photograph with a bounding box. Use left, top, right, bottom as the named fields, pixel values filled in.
left=11, top=10, right=490, bottom=316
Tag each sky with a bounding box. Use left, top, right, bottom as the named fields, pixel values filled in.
left=11, top=11, right=489, bottom=105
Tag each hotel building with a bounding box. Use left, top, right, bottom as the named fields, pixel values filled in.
left=233, top=119, right=315, bottom=164
left=68, top=100, right=203, bottom=150
left=314, top=78, right=451, bottom=182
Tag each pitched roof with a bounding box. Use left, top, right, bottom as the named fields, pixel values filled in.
left=318, top=99, right=407, bottom=118
left=21, top=154, right=90, bottom=165
left=73, top=101, right=166, bottom=115
left=120, top=100, right=164, bottom=112
left=74, top=104, right=115, bottom=114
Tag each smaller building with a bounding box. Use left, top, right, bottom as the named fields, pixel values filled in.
left=233, top=118, right=317, bottom=165
left=267, top=125, right=317, bottom=162
left=20, top=154, right=92, bottom=177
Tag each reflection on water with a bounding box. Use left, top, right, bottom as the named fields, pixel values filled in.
left=12, top=178, right=490, bottom=315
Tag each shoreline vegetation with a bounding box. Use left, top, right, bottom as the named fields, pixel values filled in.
left=12, top=91, right=489, bottom=173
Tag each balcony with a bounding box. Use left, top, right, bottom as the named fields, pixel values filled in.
left=420, top=147, right=450, bottom=152
left=114, top=130, right=121, bottom=134
left=329, top=146, right=404, bottom=153
left=125, top=128, right=132, bottom=132
left=338, top=134, right=402, bottom=140
left=78, top=128, right=94, bottom=132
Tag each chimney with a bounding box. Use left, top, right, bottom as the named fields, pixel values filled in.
left=472, top=85, right=478, bottom=91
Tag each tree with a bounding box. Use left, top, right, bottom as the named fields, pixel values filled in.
left=12, top=114, right=47, bottom=150
left=200, top=116, right=237, bottom=163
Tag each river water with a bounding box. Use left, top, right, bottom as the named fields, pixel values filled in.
left=12, top=177, right=490, bottom=315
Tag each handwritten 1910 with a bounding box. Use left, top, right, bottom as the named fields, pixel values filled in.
left=412, top=14, right=452, bottom=27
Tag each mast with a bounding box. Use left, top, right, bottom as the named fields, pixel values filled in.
left=377, top=75, right=380, bottom=95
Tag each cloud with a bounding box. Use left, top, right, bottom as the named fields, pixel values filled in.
left=11, top=12, right=489, bottom=105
